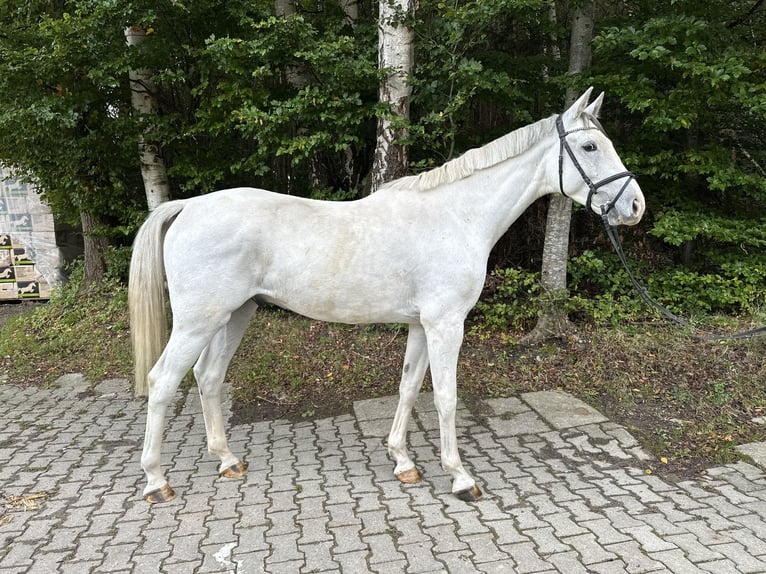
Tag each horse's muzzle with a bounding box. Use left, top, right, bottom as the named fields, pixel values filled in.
left=607, top=189, right=645, bottom=227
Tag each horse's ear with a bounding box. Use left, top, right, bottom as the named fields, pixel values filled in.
left=584, top=91, right=605, bottom=118
left=562, top=87, right=594, bottom=122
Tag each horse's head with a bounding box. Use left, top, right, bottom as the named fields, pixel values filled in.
left=554, top=88, right=645, bottom=227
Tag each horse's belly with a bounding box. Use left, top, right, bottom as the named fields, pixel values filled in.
left=256, top=287, right=418, bottom=325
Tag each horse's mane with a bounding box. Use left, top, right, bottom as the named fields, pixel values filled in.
left=381, top=115, right=557, bottom=192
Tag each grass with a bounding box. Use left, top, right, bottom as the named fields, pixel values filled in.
left=1, top=277, right=765, bottom=478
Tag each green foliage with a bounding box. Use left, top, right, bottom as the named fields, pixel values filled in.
left=192, top=11, right=379, bottom=197
left=569, top=248, right=766, bottom=321
left=103, top=245, right=134, bottom=283
left=647, top=263, right=766, bottom=315
left=114, top=1, right=381, bottom=199
left=650, top=209, right=766, bottom=248
left=0, top=0, right=146, bottom=231
left=0, top=0, right=763, bottom=319
left=471, top=267, right=542, bottom=332
left=473, top=245, right=766, bottom=331
left=407, top=0, right=553, bottom=167
left=566, top=250, right=644, bottom=325
left=590, top=8, right=766, bottom=223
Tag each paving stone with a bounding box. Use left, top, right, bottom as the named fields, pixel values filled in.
left=713, top=542, right=766, bottom=573
left=330, top=549, right=368, bottom=569
left=462, top=533, right=508, bottom=563
left=300, top=540, right=339, bottom=572
left=523, top=391, right=608, bottom=429
left=564, top=532, right=619, bottom=565
left=365, top=532, right=406, bottom=565
left=548, top=550, right=592, bottom=574
left=736, top=441, right=766, bottom=467
left=399, top=540, right=444, bottom=573
left=486, top=410, right=551, bottom=437
left=502, top=541, right=553, bottom=573
left=435, top=550, right=482, bottom=573
left=603, top=540, right=663, bottom=573
left=664, top=533, right=724, bottom=563
left=651, top=548, right=713, bottom=574
left=523, top=526, right=571, bottom=555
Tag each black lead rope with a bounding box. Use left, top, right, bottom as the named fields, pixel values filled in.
left=601, top=214, right=766, bottom=341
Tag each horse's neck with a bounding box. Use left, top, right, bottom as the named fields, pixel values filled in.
left=447, top=141, right=552, bottom=250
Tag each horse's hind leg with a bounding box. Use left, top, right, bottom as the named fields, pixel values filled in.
left=142, top=324, right=222, bottom=503
left=193, top=299, right=258, bottom=479
left=388, top=323, right=429, bottom=484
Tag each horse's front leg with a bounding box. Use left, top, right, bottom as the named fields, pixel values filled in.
left=193, top=300, right=258, bottom=479
left=388, top=323, right=430, bottom=484
left=423, top=316, right=482, bottom=502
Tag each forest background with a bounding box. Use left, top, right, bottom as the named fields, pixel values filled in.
left=0, top=0, right=764, bottom=324
left=0, top=0, right=765, bottom=470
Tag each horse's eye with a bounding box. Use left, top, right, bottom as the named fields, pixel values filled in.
left=583, top=142, right=598, bottom=152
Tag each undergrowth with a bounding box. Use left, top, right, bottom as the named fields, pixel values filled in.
left=0, top=267, right=132, bottom=387
left=0, top=266, right=765, bottom=477
left=472, top=251, right=766, bottom=333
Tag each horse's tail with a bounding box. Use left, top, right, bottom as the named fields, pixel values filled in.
left=129, top=200, right=186, bottom=396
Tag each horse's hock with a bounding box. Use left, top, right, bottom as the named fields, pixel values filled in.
left=0, top=167, right=66, bottom=301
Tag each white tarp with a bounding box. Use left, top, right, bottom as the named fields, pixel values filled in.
left=0, top=168, right=63, bottom=300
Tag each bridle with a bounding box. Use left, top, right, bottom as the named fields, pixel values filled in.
left=556, top=114, right=766, bottom=341
left=556, top=114, right=635, bottom=217
left=556, top=114, right=691, bottom=327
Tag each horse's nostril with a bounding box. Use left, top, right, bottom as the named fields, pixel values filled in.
left=632, top=197, right=643, bottom=217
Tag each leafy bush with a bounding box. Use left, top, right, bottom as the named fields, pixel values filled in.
left=471, top=267, right=541, bottom=333
left=473, top=248, right=766, bottom=332
left=567, top=250, right=645, bottom=325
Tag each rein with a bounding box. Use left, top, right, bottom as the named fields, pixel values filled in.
left=556, top=114, right=766, bottom=341
left=601, top=215, right=766, bottom=341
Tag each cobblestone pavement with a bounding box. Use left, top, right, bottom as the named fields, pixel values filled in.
left=2, top=375, right=766, bottom=573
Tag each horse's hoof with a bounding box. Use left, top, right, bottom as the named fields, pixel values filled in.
left=455, top=484, right=482, bottom=502
left=145, top=483, right=176, bottom=504
left=395, top=467, right=422, bottom=484
left=220, top=461, right=249, bottom=479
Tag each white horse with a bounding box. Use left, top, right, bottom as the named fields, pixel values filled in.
left=11, top=215, right=30, bottom=227
left=129, top=89, right=645, bottom=503
left=18, top=281, right=37, bottom=294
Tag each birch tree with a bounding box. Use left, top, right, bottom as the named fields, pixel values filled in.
left=125, top=25, right=171, bottom=211
left=523, top=1, right=594, bottom=344
left=370, top=0, right=415, bottom=191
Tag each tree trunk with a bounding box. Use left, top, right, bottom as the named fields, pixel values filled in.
left=339, top=0, right=358, bottom=27
left=369, top=0, right=414, bottom=192
left=274, top=0, right=294, bottom=17
left=275, top=0, right=308, bottom=90
left=275, top=0, right=325, bottom=194
left=125, top=25, right=171, bottom=211
left=79, top=210, right=108, bottom=292
left=522, top=2, right=594, bottom=345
